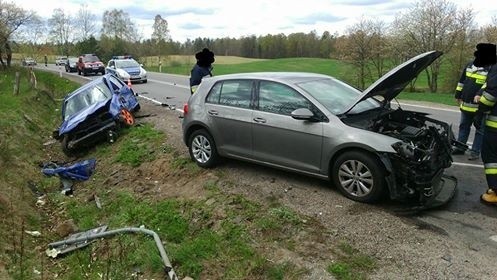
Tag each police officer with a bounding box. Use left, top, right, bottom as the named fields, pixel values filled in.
left=473, top=43, right=497, bottom=204
left=453, top=43, right=494, bottom=160
left=189, top=48, right=214, bottom=94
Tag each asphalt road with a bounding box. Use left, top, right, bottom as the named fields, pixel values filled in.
left=36, top=64, right=497, bottom=250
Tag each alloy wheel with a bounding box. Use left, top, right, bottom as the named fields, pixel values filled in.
left=338, top=159, right=374, bottom=197
left=191, top=135, right=211, bottom=164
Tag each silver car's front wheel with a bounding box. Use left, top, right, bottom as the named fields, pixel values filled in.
left=338, top=160, right=374, bottom=197
left=188, top=129, right=218, bottom=168
left=332, top=151, right=385, bottom=203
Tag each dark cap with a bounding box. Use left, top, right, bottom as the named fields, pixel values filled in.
left=195, top=48, right=215, bottom=67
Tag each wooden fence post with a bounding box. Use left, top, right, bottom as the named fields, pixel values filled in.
left=14, top=72, right=20, bottom=95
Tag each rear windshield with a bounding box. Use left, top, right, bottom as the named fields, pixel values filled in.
left=82, top=55, right=100, bottom=62
left=63, top=81, right=111, bottom=120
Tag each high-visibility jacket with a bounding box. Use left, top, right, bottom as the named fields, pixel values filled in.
left=455, top=61, right=491, bottom=113
left=478, top=65, right=497, bottom=130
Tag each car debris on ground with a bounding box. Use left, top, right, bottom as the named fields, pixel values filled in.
left=41, top=158, right=96, bottom=195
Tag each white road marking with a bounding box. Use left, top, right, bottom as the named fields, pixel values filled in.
left=148, top=78, right=189, bottom=89
left=451, top=162, right=483, bottom=168
left=490, top=235, right=497, bottom=243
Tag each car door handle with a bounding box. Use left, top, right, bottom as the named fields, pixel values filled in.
left=208, top=110, right=219, bottom=116
left=253, top=117, right=266, bottom=123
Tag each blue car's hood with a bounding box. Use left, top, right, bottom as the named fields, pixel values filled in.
left=59, top=99, right=111, bottom=135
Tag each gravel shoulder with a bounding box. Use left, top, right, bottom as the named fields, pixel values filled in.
left=139, top=98, right=496, bottom=279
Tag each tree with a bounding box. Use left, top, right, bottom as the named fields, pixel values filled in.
left=48, top=8, right=73, bottom=55
left=0, top=1, right=34, bottom=68
left=101, top=9, right=138, bottom=42
left=342, top=17, right=388, bottom=89
left=151, top=14, right=170, bottom=62
left=391, top=0, right=473, bottom=92
left=76, top=4, right=96, bottom=41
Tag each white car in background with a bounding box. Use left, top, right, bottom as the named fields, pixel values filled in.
left=105, top=56, right=147, bottom=84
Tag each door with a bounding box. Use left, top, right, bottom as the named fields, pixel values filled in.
left=252, top=80, right=323, bottom=173
left=204, top=79, right=254, bottom=158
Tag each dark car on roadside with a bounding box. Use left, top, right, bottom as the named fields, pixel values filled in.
left=77, top=54, right=105, bottom=76
left=181, top=51, right=460, bottom=209
left=53, top=74, right=140, bottom=155
left=65, top=57, right=78, bottom=73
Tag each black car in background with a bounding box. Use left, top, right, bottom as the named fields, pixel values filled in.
left=65, top=57, right=78, bottom=72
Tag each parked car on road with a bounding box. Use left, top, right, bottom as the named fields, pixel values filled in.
left=55, top=56, right=68, bottom=66
left=77, top=54, right=105, bottom=76
left=22, top=57, right=37, bottom=66
left=53, top=74, right=140, bottom=155
left=65, top=57, right=78, bottom=73
left=182, top=51, right=459, bottom=208
left=106, top=56, right=147, bottom=83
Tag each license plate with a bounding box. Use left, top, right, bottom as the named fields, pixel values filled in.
left=92, top=67, right=99, bottom=70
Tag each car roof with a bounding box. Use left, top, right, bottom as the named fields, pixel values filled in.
left=207, top=72, right=333, bottom=84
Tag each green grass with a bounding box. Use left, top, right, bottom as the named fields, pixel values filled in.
left=114, top=124, right=163, bottom=167
left=327, top=242, right=377, bottom=280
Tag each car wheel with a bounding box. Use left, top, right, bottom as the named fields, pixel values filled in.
left=331, top=151, right=386, bottom=203
left=78, top=69, right=81, bottom=75
left=119, top=109, right=135, bottom=127
left=188, top=129, right=218, bottom=168
left=142, top=79, right=147, bottom=84
left=61, top=135, right=73, bottom=156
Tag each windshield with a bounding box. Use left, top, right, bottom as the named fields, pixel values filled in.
left=115, top=60, right=139, bottom=68
left=82, top=55, right=100, bottom=62
left=297, top=78, right=380, bottom=115
left=63, top=81, right=111, bottom=120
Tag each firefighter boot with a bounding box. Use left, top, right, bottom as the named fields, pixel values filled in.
left=481, top=189, right=497, bottom=205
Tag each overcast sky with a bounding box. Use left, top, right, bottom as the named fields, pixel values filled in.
left=16, top=0, right=497, bottom=43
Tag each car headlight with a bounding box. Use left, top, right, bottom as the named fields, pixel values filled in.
left=116, top=69, right=130, bottom=79
left=140, top=68, right=147, bottom=76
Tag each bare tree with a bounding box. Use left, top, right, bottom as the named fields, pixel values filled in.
left=341, top=17, right=388, bottom=89
left=48, top=8, right=73, bottom=55
left=76, top=4, right=96, bottom=41
left=0, top=0, right=34, bottom=68
left=151, top=14, right=170, bottom=63
left=391, top=0, right=471, bottom=92
left=101, top=9, right=138, bottom=42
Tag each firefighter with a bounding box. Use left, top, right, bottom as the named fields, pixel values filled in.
left=453, top=43, right=494, bottom=160
left=473, top=43, right=497, bottom=204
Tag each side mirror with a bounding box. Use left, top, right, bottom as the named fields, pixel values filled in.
left=290, top=108, right=317, bottom=121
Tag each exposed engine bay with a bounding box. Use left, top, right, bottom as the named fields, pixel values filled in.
left=343, top=108, right=458, bottom=203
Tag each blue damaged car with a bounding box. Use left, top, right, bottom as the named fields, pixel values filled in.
left=53, top=74, right=140, bottom=155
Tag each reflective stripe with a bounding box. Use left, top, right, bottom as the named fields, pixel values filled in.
left=460, top=103, right=478, bottom=112
left=487, top=115, right=497, bottom=121
left=482, top=83, right=487, bottom=90
left=485, top=168, right=497, bottom=175
left=481, top=94, right=496, bottom=107
left=486, top=118, right=497, bottom=128
left=485, top=163, right=497, bottom=169
left=466, top=71, right=488, bottom=84
left=456, top=82, right=464, bottom=91
left=482, top=91, right=496, bottom=102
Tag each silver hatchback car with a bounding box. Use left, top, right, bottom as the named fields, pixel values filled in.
left=182, top=51, right=458, bottom=207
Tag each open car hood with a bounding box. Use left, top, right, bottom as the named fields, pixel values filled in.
left=342, top=50, right=443, bottom=115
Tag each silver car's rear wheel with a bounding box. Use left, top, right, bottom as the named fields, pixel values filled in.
left=332, top=151, right=385, bottom=203
left=188, top=129, right=218, bottom=168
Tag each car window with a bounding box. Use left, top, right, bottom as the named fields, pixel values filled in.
left=108, top=61, right=114, bottom=67
left=83, top=55, right=100, bottom=62
left=115, top=60, right=139, bottom=68
left=258, top=81, right=312, bottom=115
left=63, top=82, right=112, bottom=120
left=206, top=80, right=252, bottom=109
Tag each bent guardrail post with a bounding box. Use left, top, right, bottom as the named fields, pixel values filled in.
left=48, top=226, right=178, bottom=280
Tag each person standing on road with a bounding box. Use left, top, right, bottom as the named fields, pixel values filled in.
left=44, top=55, right=48, bottom=67
left=189, top=48, right=215, bottom=94
left=453, top=43, right=495, bottom=160
left=473, top=43, right=497, bottom=204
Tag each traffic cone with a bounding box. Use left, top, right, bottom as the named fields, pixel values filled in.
left=127, top=78, right=132, bottom=88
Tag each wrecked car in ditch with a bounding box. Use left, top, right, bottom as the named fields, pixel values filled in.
left=182, top=50, right=460, bottom=208
left=53, top=74, right=140, bottom=155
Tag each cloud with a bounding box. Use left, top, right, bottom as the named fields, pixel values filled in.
left=294, top=13, right=346, bottom=25
left=335, top=0, right=391, bottom=5
left=180, top=23, right=203, bottom=30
